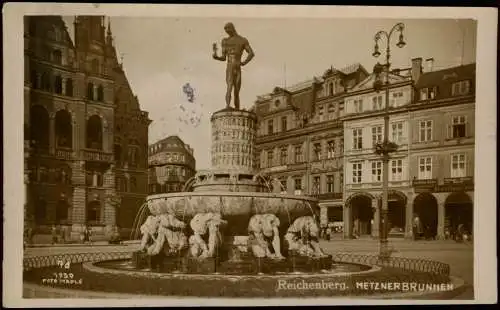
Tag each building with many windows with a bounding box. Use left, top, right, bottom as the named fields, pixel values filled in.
left=409, top=62, right=475, bottom=240
left=148, top=135, right=196, bottom=195
left=24, top=16, right=150, bottom=242
left=342, top=58, right=475, bottom=240
left=343, top=59, right=419, bottom=239
left=254, top=64, right=369, bottom=228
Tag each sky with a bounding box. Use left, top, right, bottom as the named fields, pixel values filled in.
left=63, top=17, right=476, bottom=170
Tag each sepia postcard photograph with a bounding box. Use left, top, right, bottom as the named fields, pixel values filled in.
left=3, top=3, right=497, bottom=307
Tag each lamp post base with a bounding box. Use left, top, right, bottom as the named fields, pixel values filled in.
left=378, top=239, right=391, bottom=261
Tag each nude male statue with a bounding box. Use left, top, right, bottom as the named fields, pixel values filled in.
left=212, top=22, right=255, bottom=110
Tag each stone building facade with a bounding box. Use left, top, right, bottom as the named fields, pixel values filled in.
left=254, top=64, right=369, bottom=228
left=148, top=135, right=196, bottom=194
left=409, top=62, right=475, bottom=240
left=24, top=16, right=150, bottom=241
left=343, top=59, right=419, bottom=239
left=342, top=59, right=475, bottom=240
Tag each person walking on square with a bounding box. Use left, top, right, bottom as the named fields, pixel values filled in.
left=51, top=225, right=58, bottom=245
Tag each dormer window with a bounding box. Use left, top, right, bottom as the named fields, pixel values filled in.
left=451, top=80, right=471, bottom=96
left=420, top=87, right=437, bottom=101
left=328, top=82, right=334, bottom=96
left=274, top=99, right=280, bottom=107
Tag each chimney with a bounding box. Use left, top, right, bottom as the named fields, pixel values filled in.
left=425, top=58, right=434, bottom=72
left=411, top=58, right=423, bottom=82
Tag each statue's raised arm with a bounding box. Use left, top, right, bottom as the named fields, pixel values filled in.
left=212, top=39, right=227, bottom=62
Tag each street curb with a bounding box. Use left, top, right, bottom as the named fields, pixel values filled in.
left=23, top=276, right=468, bottom=300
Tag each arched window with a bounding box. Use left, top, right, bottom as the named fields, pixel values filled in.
left=56, top=200, right=69, bottom=223
left=55, top=110, right=72, bottom=148
left=65, top=78, right=73, bottom=96
left=86, top=201, right=101, bottom=223
left=128, top=147, right=138, bottom=167
left=86, top=115, right=102, bottom=149
left=29, top=105, right=50, bottom=149
left=97, top=85, right=104, bottom=101
left=87, top=82, right=94, bottom=100
left=56, top=165, right=71, bottom=184
left=35, top=199, right=47, bottom=224
left=329, top=82, right=334, bottom=96
left=52, top=50, right=62, bottom=65
left=41, top=72, right=51, bottom=91
left=54, top=75, right=63, bottom=94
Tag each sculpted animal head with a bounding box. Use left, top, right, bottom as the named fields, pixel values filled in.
left=159, top=214, right=186, bottom=229
left=288, top=216, right=320, bottom=238
left=248, top=214, right=280, bottom=237
left=141, top=215, right=160, bottom=233
left=207, top=214, right=227, bottom=233
left=190, top=213, right=225, bottom=235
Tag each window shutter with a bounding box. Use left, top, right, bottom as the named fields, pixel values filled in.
left=465, top=121, right=470, bottom=138
left=447, top=124, right=452, bottom=140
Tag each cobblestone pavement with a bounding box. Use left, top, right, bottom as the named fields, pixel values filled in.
left=24, top=239, right=474, bottom=299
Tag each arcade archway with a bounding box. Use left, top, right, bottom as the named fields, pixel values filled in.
left=445, top=191, right=473, bottom=235
left=413, top=192, right=438, bottom=239
left=347, top=194, right=374, bottom=236
left=387, top=191, right=407, bottom=235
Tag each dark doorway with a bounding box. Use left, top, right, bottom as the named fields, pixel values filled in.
left=445, top=192, right=473, bottom=236
left=387, top=192, right=407, bottom=235
left=413, top=192, right=438, bottom=239
left=350, top=195, right=373, bottom=236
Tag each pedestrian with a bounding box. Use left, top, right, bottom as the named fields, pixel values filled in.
left=51, top=225, right=58, bottom=245
left=57, top=225, right=64, bottom=244
left=326, top=226, right=331, bottom=241
left=87, top=226, right=93, bottom=245
left=456, top=223, right=464, bottom=242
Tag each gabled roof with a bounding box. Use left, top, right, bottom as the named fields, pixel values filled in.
left=348, top=71, right=409, bottom=93
left=416, top=63, right=476, bottom=89
left=339, top=63, right=368, bottom=76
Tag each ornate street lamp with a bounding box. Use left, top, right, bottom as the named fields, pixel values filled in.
left=371, top=22, right=406, bottom=259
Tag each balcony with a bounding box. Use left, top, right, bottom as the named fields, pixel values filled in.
left=83, top=149, right=113, bottom=162
left=55, top=148, right=74, bottom=160
left=443, top=176, right=473, bottom=185
left=412, top=178, right=438, bottom=187
left=310, top=192, right=343, bottom=200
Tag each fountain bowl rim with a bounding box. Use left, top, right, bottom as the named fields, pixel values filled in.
left=146, top=192, right=319, bottom=202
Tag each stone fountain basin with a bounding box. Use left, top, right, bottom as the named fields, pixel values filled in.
left=146, top=192, right=319, bottom=236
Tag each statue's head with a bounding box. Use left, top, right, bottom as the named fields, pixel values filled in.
left=224, top=22, right=237, bottom=36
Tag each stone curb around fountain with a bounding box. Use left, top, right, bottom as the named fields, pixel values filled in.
left=22, top=275, right=467, bottom=300
left=81, top=260, right=382, bottom=280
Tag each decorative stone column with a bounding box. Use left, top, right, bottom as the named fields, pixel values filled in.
left=371, top=198, right=379, bottom=238
left=437, top=199, right=446, bottom=240
left=405, top=194, right=414, bottom=239
left=343, top=204, right=351, bottom=239
left=320, top=205, right=328, bottom=227
left=103, top=164, right=117, bottom=239
left=71, top=160, right=86, bottom=241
